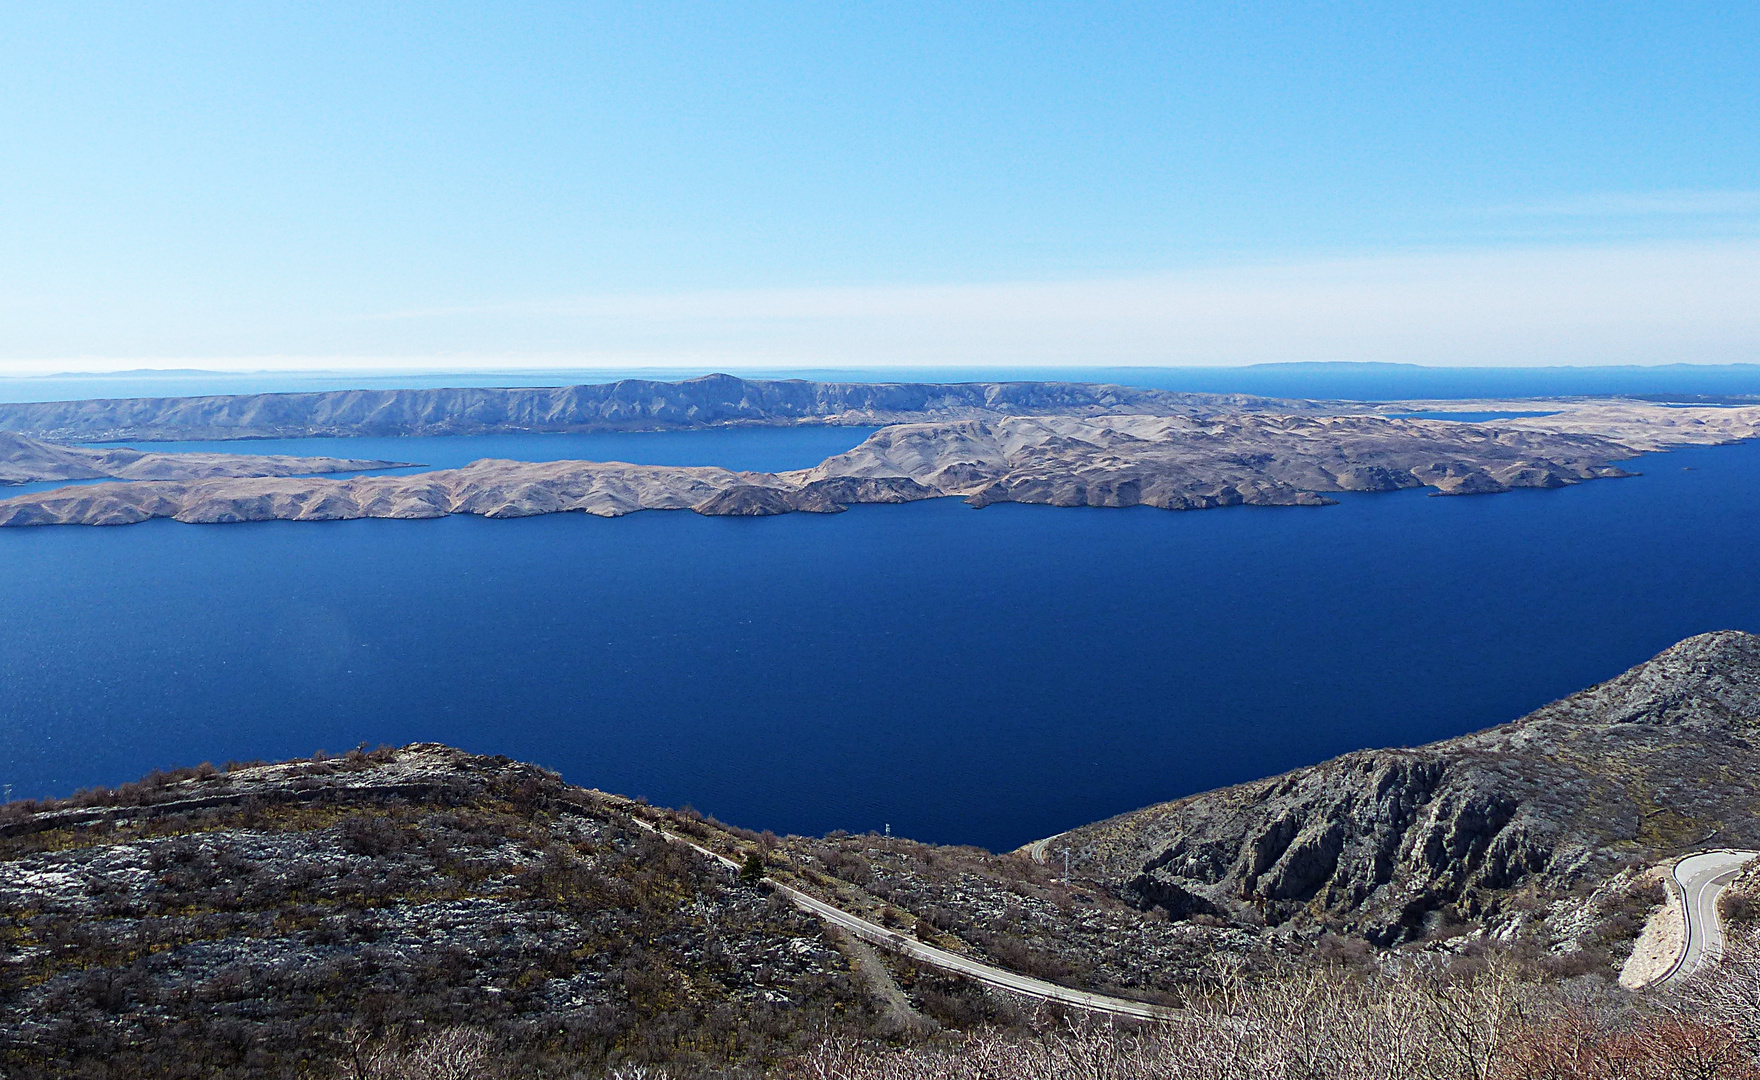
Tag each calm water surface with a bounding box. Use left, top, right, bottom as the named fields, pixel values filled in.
left=3, top=437, right=1758, bottom=850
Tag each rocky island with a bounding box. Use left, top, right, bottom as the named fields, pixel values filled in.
left=0, top=431, right=410, bottom=488
left=1, top=392, right=1757, bottom=527
left=0, top=374, right=1307, bottom=442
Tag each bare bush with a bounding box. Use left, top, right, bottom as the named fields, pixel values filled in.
left=783, top=939, right=1760, bottom=1080
left=783, top=959, right=1533, bottom=1080
left=1496, top=1010, right=1758, bottom=1080
left=340, top=1027, right=496, bottom=1080
left=1675, top=933, right=1760, bottom=1057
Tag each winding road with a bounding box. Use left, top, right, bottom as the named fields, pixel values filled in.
left=634, top=819, right=1174, bottom=1020
left=644, top=818, right=1760, bottom=1010
left=1659, top=849, right=1760, bottom=986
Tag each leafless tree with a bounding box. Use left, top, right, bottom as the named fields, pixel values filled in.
left=342, top=1026, right=495, bottom=1080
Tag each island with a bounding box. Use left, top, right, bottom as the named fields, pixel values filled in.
left=2, top=395, right=1757, bottom=527
left=0, top=374, right=1311, bottom=442
left=0, top=431, right=410, bottom=488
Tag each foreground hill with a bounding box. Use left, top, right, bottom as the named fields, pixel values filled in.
left=1050, top=630, right=1760, bottom=945
left=4, top=633, right=1758, bottom=1076
left=0, top=748, right=894, bottom=1078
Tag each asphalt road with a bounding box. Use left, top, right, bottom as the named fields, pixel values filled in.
left=643, top=819, right=1759, bottom=1009
left=1662, top=849, right=1760, bottom=986
left=636, top=819, right=1174, bottom=1020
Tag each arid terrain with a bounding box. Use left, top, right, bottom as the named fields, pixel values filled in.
left=3, top=378, right=1756, bottom=527
left=0, top=375, right=1302, bottom=442
left=0, top=432, right=406, bottom=488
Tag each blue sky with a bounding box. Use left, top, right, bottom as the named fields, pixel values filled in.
left=3, top=2, right=1757, bottom=371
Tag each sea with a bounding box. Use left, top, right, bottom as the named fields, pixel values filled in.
left=2, top=365, right=1759, bottom=851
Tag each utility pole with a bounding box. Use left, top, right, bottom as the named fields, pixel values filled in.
left=1063, top=848, right=1070, bottom=880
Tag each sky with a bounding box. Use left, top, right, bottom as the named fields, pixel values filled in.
left=2, top=2, right=1758, bottom=374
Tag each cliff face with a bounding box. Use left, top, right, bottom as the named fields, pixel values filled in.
left=1055, top=631, right=1760, bottom=944
left=0, top=375, right=1296, bottom=442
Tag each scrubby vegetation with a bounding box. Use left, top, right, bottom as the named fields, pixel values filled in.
left=354, top=945, right=1760, bottom=1079
left=0, top=744, right=1748, bottom=1079
left=0, top=747, right=880, bottom=1079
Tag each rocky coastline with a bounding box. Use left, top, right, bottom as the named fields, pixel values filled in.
left=4, top=401, right=1757, bottom=527
left=0, top=431, right=407, bottom=488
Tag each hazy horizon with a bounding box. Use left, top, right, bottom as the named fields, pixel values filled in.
left=7, top=359, right=1760, bottom=380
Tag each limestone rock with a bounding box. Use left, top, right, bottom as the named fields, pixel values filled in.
left=1058, top=632, right=1760, bottom=944
left=0, top=374, right=1302, bottom=442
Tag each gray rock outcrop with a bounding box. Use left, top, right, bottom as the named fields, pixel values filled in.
left=1056, top=631, right=1760, bottom=943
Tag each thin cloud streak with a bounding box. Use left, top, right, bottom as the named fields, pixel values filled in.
left=1483, top=191, right=1760, bottom=217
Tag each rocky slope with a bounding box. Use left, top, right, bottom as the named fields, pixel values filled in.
left=1046, top=631, right=1760, bottom=946
left=0, top=459, right=939, bottom=526
left=0, top=746, right=883, bottom=1079
left=0, top=374, right=1302, bottom=442
left=790, top=411, right=1646, bottom=508
left=10, top=403, right=1748, bottom=527
left=0, top=431, right=407, bottom=487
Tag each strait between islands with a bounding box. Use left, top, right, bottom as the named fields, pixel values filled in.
left=1, top=377, right=1758, bottom=527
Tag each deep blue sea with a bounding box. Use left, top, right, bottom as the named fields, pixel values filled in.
left=4, top=426, right=1758, bottom=851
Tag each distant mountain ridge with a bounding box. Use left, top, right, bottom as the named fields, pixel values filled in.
left=0, top=374, right=1305, bottom=442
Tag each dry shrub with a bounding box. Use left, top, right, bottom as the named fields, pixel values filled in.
left=785, top=945, right=1760, bottom=1080
left=341, top=1027, right=495, bottom=1080
left=1496, top=1011, right=1757, bottom=1080
left=784, top=958, right=1531, bottom=1080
